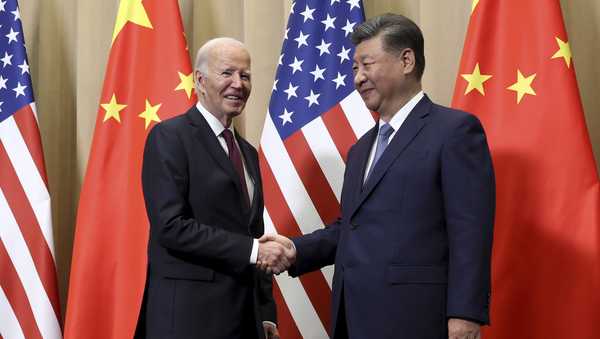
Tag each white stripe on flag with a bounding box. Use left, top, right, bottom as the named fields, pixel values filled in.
left=0, top=116, right=54, bottom=260
left=31, top=103, right=39, bottom=123
left=301, top=117, right=346, bottom=202
left=0, top=190, right=62, bottom=339
left=0, top=285, right=26, bottom=339
left=320, top=264, right=334, bottom=288
left=340, top=90, right=376, bottom=139
left=275, top=272, right=329, bottom=339
left=261, top=114, right=324, bottom=235
left=263, top=208, right=278, bottom=235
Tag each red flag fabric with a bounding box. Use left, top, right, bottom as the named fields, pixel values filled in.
left=1, top=1, right=62, bottom=337
left=64, top=1, right=195, bottom=337
left=452, top=1, right=600, bottom=338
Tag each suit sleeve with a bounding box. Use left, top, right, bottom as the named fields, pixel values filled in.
left=288, top=219, right=341, bottom=277
left=441, top=114, right=495, bottom=324
left=257, top=270, right=277, bottom=324
left=142, top=123, right=253, bottom=275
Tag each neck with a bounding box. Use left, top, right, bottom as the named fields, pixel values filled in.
left=199, top=99, right=232, bottom=128
left=379, top=85, right=422, bottom=123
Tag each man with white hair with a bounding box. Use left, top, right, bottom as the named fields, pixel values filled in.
left=139, top=37, right=286, bottom=339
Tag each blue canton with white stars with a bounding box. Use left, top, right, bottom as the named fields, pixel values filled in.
left=0, top=0, right=34, bottom=124
left=269, top=0, right=364, bottom=140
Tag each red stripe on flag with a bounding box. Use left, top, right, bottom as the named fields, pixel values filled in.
left=283, top=132, right=340, bottom=225
left=371, top=110, right=379, bottom=121
left=321, top=104, right=357, bottom=162
left=272, top=280, right=303, bottom=339
left=259, top=150, right=332, bottom=335
left=12, top=105, right=49, bottom=186
left=0, top=240, right=43, bottom=339
left=0, top=142, right=61, bottom=320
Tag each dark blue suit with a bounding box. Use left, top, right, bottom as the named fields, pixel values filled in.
left=290, top=95, right=495, bottom=338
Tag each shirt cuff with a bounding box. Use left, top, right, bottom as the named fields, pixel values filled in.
left=249, top=238, right=259, bottom=264
left=263, top=321, right=277, bottom=328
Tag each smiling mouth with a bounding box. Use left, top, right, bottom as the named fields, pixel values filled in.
left=224, top=95, right=245, bottom=102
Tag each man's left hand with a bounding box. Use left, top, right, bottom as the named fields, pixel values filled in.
left=448, top=318, right=480, bottom=339
left=263, top=322, right=280, bottom=339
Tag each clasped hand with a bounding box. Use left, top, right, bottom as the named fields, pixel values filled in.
left=256, top=234, right=296, bottom=274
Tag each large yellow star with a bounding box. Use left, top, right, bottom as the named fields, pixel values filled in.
left=551, top=37, right=572, bottom=68
left=138, top=99, right=162, bottom=129
left=175, top=71, right=194, bottom=99
left=472, top=0, right=480, bottom=14
left=112, top=0, right=153, bottom=43
left=101, top=94, right=127, bottom=123
left=507, top=69, right=537, bottom=104
left=461, top=63, right=492, bottom=95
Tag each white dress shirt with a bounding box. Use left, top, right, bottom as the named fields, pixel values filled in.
left=363, top=91, right=425, bottom=183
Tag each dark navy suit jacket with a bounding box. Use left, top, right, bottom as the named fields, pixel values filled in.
left=290, top=95, right=495, bottom=338
left=140, top=106, right=275, bottom=339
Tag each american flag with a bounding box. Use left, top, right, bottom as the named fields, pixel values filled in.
left=258, top=0, right=372, bottom=337
left=0, top=0, right=62, bottom=338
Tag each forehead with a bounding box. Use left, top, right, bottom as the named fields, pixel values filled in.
left=209, top=45, right=251, bottom=70
left=353, top=35, right=386, bottom=62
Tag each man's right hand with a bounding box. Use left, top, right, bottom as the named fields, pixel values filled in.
left=257, top=234, right=296, bottom=274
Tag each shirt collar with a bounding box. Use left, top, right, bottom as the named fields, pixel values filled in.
left=379, top=90, right=424, bottom=131
left=196, top=101, right=234, bottom=137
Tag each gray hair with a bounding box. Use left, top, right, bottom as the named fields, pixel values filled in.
left=351, top=13, right=425, bottom=80
left=194, top=37, right=246, bottom=74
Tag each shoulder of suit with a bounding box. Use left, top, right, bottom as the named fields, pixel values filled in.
left=155, top=107, right=198, bottom=130
left=237, top=135, right=258, bottom=154
left=429, top=102, right=480, bottom=126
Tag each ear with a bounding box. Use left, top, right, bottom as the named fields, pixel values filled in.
left=399, top=48, right=416, bottom=75
left=195, top=70, right=206, bottom=96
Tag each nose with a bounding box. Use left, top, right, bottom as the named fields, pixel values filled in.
left=230, top=73, right=243, bottom=88
left=354, top=68, right=366, bottom=87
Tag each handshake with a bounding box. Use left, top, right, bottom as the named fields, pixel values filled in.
left=256, top=234, right=296, bottom=275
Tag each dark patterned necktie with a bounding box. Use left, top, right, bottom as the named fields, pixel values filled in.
left=221, top=129, right=250, bottom=208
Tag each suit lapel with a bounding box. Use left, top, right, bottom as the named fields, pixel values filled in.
left=186, top=107, right=246, bottom=204
left=346, top=126, right=378, bottom=213
left=236, top=130, right=261, bottom=226
left=350, top=96, right=432, bottom=218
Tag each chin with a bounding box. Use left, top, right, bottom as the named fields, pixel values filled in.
left=364, top=101, right=380, bottom=112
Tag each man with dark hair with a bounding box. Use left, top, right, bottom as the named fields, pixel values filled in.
left=260, top=13, right=494, bottom=339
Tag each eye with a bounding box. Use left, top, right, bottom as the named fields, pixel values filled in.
left=241, top=73, right=251, bottom=81
left=221, top=70, right=232, bottom=77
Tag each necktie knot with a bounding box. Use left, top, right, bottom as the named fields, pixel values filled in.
left=221, top=129, right=234, bottom=147
left=379, top=123, right=394, bottom=140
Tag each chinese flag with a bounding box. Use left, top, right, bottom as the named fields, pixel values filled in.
left=64, top=1, right=195, bottom=338
left=452, top=1, right=600, bottom=338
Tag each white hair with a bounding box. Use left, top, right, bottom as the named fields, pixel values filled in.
left=194, top=37, right=246, bottom=74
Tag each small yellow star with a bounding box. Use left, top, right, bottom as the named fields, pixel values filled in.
left=471, top=0, right=480, bottom=14
left=175, top=71, right=194, bottom=99
left=138, top=99, right=162, bottom=129
left=551, top=37, right=572, bottom=68
left=507, top=69, right=537, bottom=104
left=112, top=0, right=153, bottom=43
left=101, top=94, right=127, bottom=123
left=461, top=63, right=492, bottom=95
